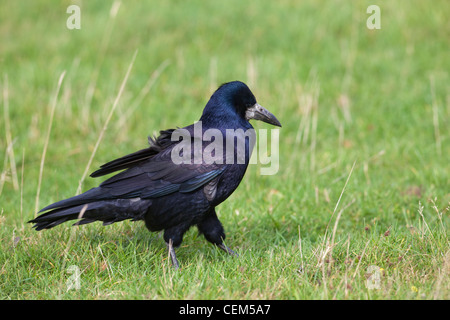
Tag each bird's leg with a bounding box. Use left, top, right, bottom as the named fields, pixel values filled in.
left=166, top=239, right=180, bottom=269
left=198, top=209, right=238, bottom=257
left=164, top=225, right=190, bottom=269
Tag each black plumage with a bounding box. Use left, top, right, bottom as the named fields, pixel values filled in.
left=29, top=81, right=281, bottom=268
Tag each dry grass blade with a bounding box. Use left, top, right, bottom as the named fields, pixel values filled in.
left=0, top=139, right=16, bottom=196
left=57, top=204, right=88, bottom=296
left=76, top=50, right=138, bottom=195
left=118, top=59, right=170, bottom=127
left=324, top=160, right=357, bottom=241
left=84, top=0, right=122, bottom=119
left=20, top=149, right=25, bottom=227
left=34, top=71, right=66, bottom=214
left=2, top=74, right=19, bottom=192
left=315, top=160, right=356, bottom=278
left=429, top=75, right=441, bottom=156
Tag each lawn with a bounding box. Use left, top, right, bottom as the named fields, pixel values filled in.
left=0, top=0, right=448, bottom=300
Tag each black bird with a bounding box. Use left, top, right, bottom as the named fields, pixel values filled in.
left=29, top=81, right=281, bottom=268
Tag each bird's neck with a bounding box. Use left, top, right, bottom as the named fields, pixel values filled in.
left=200, top=111, right=253, bottom=132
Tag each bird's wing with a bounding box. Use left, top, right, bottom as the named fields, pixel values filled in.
left=87, top=124, right=230, bottom=201
left=37, top=141, right=227, bottom=213
left=90, top=129, right=175, bottom=178
left=96, top=138, right=227, bottom=200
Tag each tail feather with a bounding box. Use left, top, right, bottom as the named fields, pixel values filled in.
left=38, top=187, right=108, bottom=213
left=29, top=198, right=152, bottom=231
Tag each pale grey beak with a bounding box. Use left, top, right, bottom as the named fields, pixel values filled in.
left=245, top=103, right=282, bottom=127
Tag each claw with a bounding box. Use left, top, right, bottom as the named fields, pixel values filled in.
left=218, top=243, right=239, bottom=257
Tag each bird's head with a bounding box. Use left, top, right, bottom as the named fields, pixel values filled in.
left=200, top=81, right=282, bottom=128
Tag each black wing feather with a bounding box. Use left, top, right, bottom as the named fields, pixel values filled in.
left=37, top=126, right=228, bottom=213
left=90, top=129, right=175, bottom=178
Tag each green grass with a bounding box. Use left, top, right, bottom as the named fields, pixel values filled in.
left=0, top=0, right=449, bottom=299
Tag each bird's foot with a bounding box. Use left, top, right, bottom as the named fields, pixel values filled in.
left=218, top=243, right=239, bottom=257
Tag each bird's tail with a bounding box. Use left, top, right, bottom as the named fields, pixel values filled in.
left=29, top=188, right=152, bottom=231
